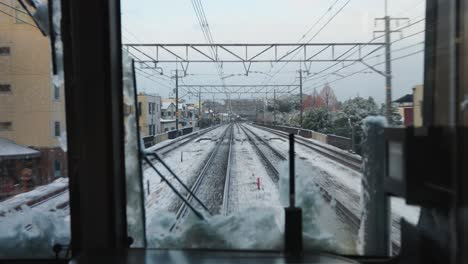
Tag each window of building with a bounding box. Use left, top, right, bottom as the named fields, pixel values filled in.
left=0, top=47, right=10, bottom=56
left=53, top=84, right=60, bottom=99
left=164, top=128, right=168, bottom=132
left=0, top=84, right=11, bottom=92
left=54, top=121, right=60, bottom=137
left=0, top=122, right=12, bottom=131
left=54, top=160, right=62, bottom=177
left=148, top=102, right=152, bottom=114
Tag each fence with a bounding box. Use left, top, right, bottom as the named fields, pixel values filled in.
left=255, top=123, right=352, bottom=151
left=142, top=126, right=197, bottom=147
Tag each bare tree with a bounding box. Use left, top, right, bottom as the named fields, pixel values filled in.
left=319, top=83, right=339, bottom=110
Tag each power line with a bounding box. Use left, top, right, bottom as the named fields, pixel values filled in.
left=299, top=14, right=426, bottom=88
left=297, top=0, right=340, bottom=43
left=0, top=7, right=37, bottom=28
left=304, top=49, right=424, bottom=92
left=0, top=1, right=28, bottom=15
left=261, top=0, right=353, bottom=87
left=134, top=67, right=173, bottom=90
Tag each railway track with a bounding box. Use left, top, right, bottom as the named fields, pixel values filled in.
left=239, top=123, right=284, bottom=183
left=250, top=124, right=362, bottom=171
left=151, top=124, right=221, bottom=156
left=170, top=124, right=233, bottom=231
left=240, top=123, right=361, bottom=239
left=221, top=124, right=234, bottom=215
left=246, top=123, right=402, bottom=255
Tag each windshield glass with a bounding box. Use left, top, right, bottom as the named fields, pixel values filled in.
left=121, top=0, right=426, bottom=256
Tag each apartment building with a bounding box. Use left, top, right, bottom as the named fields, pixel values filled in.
left=0, top=3, right=67, bottom=190
left=137, top=93, right=161, bottom=136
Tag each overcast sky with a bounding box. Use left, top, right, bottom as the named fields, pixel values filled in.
left=121, top=0, right=426, bottom=104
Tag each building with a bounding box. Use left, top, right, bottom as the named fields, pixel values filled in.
left=161, top=101, right=176, bottom=120
left=160, top=119, right=176, bottom=132
left=413, top=84, right=424, bottom=127
left=393, top=94, right=414, bottom=126
left=0, top=3, right=67, bottom=190
left=137, top=93, right=161, bottom=136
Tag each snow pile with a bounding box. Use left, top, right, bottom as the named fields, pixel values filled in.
left=145, top=158, right=345, bottom=253
left=147, top=207, right=283, bottom=250
left=357, top=116, right=386, bottom=254
left=0, top=206, right=70, bottom=258
left=278, top=159, right=344, bottom=253
left=122, top=51, right=146, bottom=247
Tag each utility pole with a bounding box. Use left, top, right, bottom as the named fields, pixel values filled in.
left=298, top=70, right=306, bottom=128
left=263, top=93, right=266, bottom=124
left=198, top=88, right=201, bottom=120
left=374, top=1, right=408, bottom=124
left=175, top=70, right=179, bottom=133
left=274, top=89, right=277, bottom=124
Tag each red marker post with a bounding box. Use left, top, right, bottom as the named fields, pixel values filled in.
left=257, top=177, right=261, bottom=190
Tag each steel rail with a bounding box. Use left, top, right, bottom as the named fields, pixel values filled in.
left=239, top=123, right=283, bottom=183
left=170, top=124, right=232, bottom=232
left=221, top=125, right=234, bottom=215
left=251, top=124, right=361, bottom=171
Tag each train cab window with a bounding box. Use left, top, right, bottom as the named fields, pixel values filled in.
left=0, top=0, right=70, bottom=259
left=2, top=0, right=465, bottom=262
left=120, top=0, right=431, bottom=257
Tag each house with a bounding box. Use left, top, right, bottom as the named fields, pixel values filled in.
left=161, top=102, right=176, bottom=120
left=137, top=93, right=161, bottom=136
left=160, top=119, right=176, bottom=132
left=393, top=94, right=414, bottom=126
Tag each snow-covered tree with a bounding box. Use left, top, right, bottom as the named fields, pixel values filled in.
left=332, top=96, right=380, bottom=154
left=379, top=103, right=403, bottom=126
left=302, top=107, right=334, bottom=134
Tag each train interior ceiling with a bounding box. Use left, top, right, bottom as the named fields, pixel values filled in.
left=0, top=0, right=467, bottom=263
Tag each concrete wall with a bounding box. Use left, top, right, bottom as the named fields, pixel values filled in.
left=413, top=85, right=424, bottom=127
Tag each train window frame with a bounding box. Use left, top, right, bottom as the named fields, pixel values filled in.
left=47, top=0, right=462, bottom=263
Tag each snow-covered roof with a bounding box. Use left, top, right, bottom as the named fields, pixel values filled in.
left=160, top=119, right=176, bottom=123
left=0, top=138, right=40, bottom=160
left=161, top=102, right=175, bottom=110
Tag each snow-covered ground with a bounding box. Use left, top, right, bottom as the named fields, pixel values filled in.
left=0, top=178, right=70, bottom=258
left=0, top=122, right=422, bottom=257
left=0, top=178, right=69, bottom=212
left=144, top=125, right=229, bottom=214
left=228, top=124, right=281, bottom=212
left=245, top=124, right=362, bottom=216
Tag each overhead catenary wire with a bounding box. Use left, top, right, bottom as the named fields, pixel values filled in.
left=296, top=15, right=427, bottom=93
left=261, top=0, right=353, bottom=89
left=0, top=5, right=37, bottom=28
left=258, top=0, right=347, bottom=87
left=191, top=0, right=233, bottom=112
left=304, top=49, right=424, bottom=92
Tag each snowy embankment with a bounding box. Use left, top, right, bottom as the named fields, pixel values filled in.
left=0, top=178, right=69, bottom=213
left=0, top=178, right=70, bottom=258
